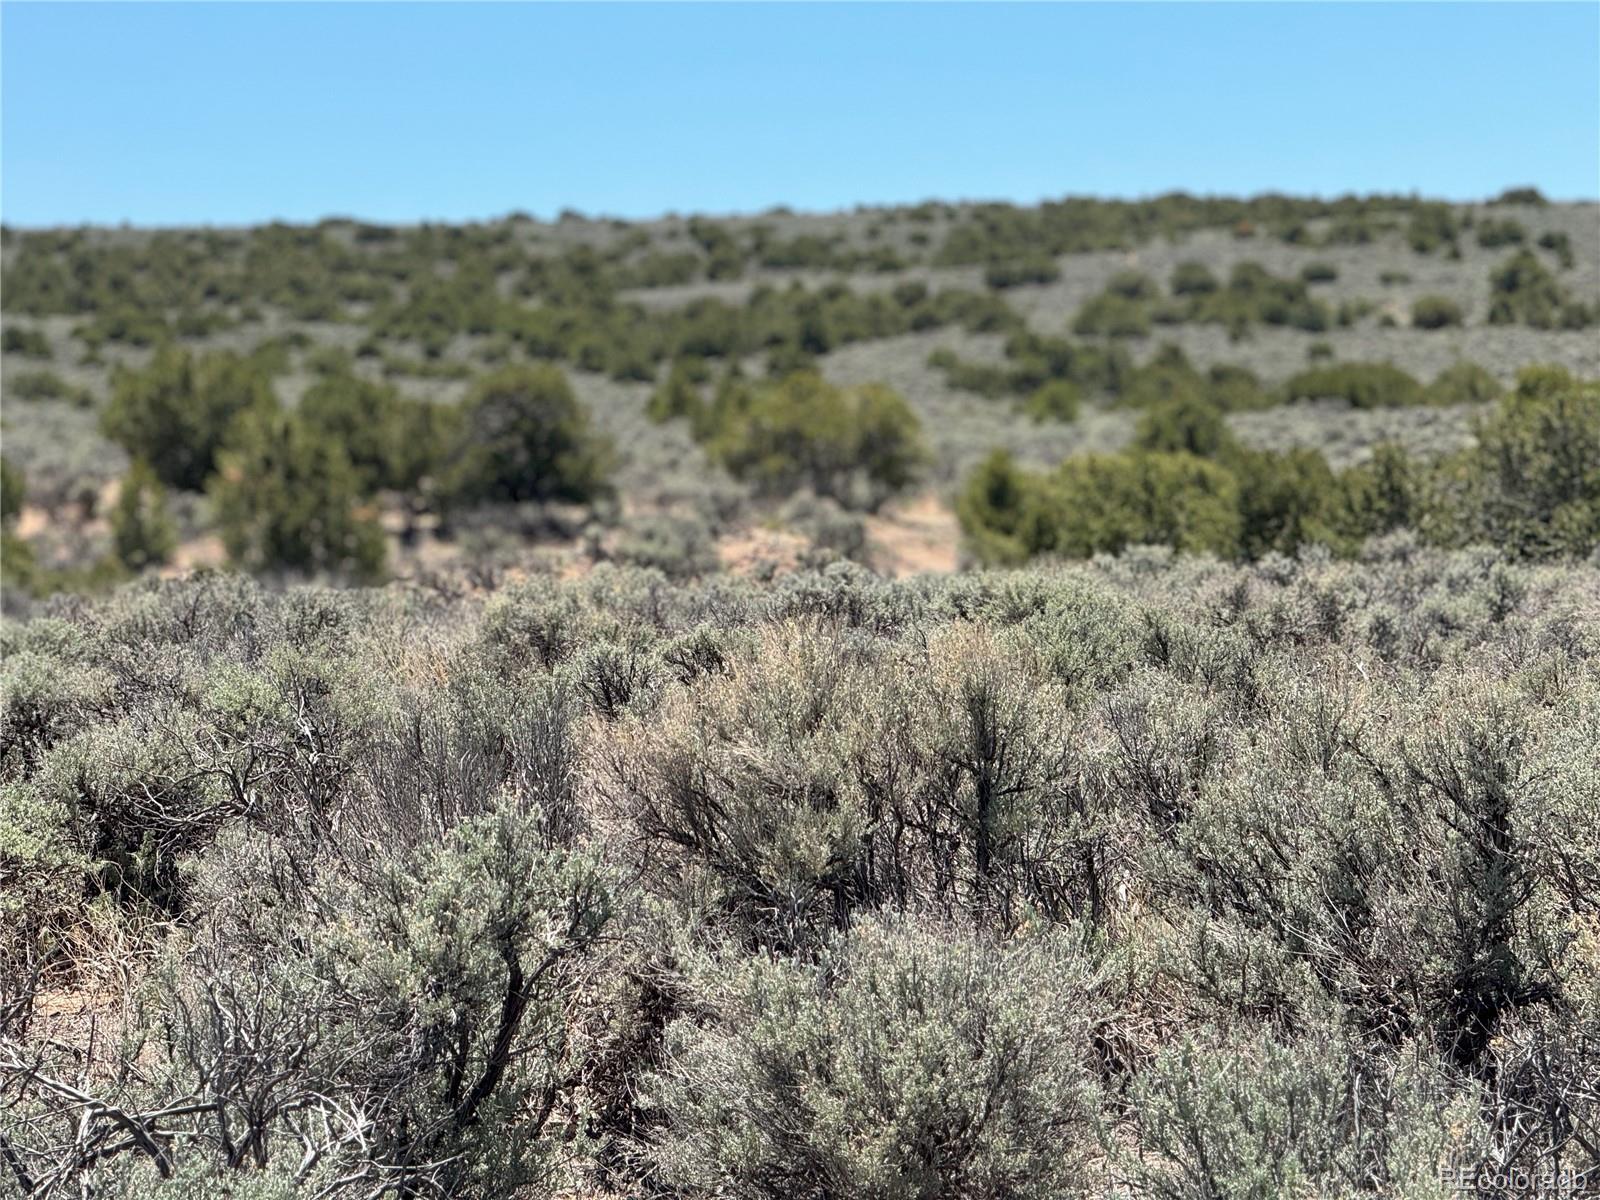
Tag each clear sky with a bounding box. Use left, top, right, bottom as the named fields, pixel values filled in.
left=3, top=2, right=1597, bottom=227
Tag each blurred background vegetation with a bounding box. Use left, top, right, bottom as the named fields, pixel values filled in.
left=2, top=187, right=1596, bottom=604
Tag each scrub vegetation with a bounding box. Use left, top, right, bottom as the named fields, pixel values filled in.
left=2, top=188, right=1598, bottom=1198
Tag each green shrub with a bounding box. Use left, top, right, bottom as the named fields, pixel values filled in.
left=983, top=255, right=1060, bottom=289
left=1204, top=362, right=1271, bottom=411
left=444, top=364, right=615, bottom=507
left=1170, top=261, right=1219, bottom=295
left=1227, top=446, right=1350, bottom=558
left=1120, top=350, right=1267, bottom=413
left=209, top=407, right=387, bottom=580
left=1476, top=217, right=1527, bottom=248
left=1022, top=379, right=1082, bottom=424
left=1186, top=262, right=1331, bottom=334
left=1281, top=362, right=1425, bottom=408
left=101, top=346, right=275, bottom=490
left=1072, top=292, right=1150, bottom=338
left=75, top=306, right=171, bottom=348
left=1336, top=442, right=1423, bottom=539
left=1451, top=366, right=1600, bottom=558
left=1490, top=186, right=1546, bottom=206
left=646, top=359, right=707, bottom=426
left=1406, top=203, right=1459, bottom=254
left=1336, top=298, right=1375, bottom=326
left=1424, top=362, right=1502, bottom=406
left=926, top=351, right=1014, bottom=399
left=296, top=369, right=440, bottom=494
left=0, top=457, right=24, bottom=528
left=1488, top=250, right=1594, bottom=329
left=1299, top=261, right=1338, bottom=283
left=6, top=369, right=92, bottom=407
left=1107, top=270, right=1159, bottom=300
left=954, top=450, right=1038, bottom=564
left=961, top=450, right=1241, bottom=561
left=1321, top=215, right=1377, bottom=244
left=110, top=460, right=176, bottom=571
left=1411, top=294, right=1464, bottom=329
left=648, top=919, right=1105, bottom=1199
left=706, top=373, right=924, bottom=510
left=2, top=325, right=52, bottom=358
left=1134, top=395, right=1235, bottom=459
left=1537, top=230, right=1575, bottom=269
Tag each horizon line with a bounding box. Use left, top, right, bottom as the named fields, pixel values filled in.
left=6, top=185, right=1597, bottom=234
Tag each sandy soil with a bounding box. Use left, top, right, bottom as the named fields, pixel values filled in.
left=865, top=492, right=960, bottom=576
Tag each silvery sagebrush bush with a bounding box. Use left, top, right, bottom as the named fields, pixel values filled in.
left=1, top=551, right=1596, bottom=1196
left=645, top=916, right=1111, bottom=1200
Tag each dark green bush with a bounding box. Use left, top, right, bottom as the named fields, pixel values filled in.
left=983, top=255, right=1060, bottom=289
left=443, top=364, right=615, bottom=507
left=1227, top=445, right=1351, bottom=558
left=110, top=460, right=176, bottom=571
left=1448, top=366, right=1600, bottom=558
left=297, top=368, right=441, bottom=494
left=1072, top=292, right=1151, bottom=338
left=1490, top=186, right=1547, bottom=205
left=1424, top=362, right=1502, bottom=406
left=646, top=359, right=708, bottom=426
left=706, top=373, right=924, bottom=510
left=1170, top=261, right=1219, bottom=295
left=1120, top=349, right=1267, bottom=413
left=1134, top=395, right=1235, bottom=458
left=1336, top=441, right=1423, bottom=539
left=954, top=450, right=1038, bottom=564
left=1107, top=270, right=1159, bottom=300
left=1411, top=294, right=1464, bottom=329
left=1537, top=230, right=1575, bottom=269
left=5, top=370, right=91, bottom=407
left=74, top=306, right=171, bottom=349
left=2, top=325, right=52, bottom=358
left=1336, top=298, right=1375, bottom=325
left=1281, top=362, right=1425, bottom=408
left=1299, top=261, right=1338, bottom=283
left=209, top=406, right=387, bottom=579
left=1476, top=217, right=1527, bottom=248
left=1488, top=250, right=1594, bottom=329
left=1022, top=379, right=1082, bottom=424
left=0, top=457, right=23, bottom=528
left=101, top=347, right=275, bottom=490
left=960, top=449, right=1242, bottom=561
left=1406, top=203, right=1459, bottom=253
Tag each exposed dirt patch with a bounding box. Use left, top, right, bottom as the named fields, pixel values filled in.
left=865, top=492, right=960, bottom=576
left=13, top=504, right=50, bottom=540
left=716, top=525, right=808, bottom=577
left=165, top=534, right=227, bottom=574
left=25, top=986, right=137, bottom=1083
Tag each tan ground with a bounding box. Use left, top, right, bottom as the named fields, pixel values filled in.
left=864, top=491, right=960, bottom=576
left=716, top=524, right=808, bottom=576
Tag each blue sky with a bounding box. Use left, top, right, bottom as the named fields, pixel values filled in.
left=3, top=2, right=1597, bottom=227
